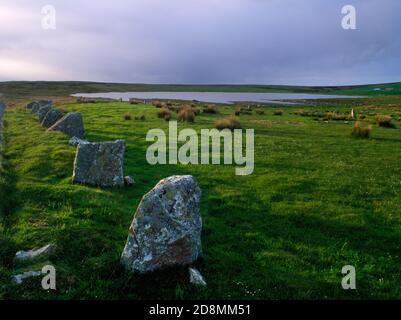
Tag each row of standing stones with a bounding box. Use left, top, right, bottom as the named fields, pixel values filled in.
left=10, top=101, right=206, bottom=287
left=0, top=101, right=5, bottom=171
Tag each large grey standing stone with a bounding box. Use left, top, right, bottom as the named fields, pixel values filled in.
left=48, top=112, right=85, bottom=138
left=72, top=140, right=125, bottom=186
left=41, top=108, right=64, bottom=128
left=121, top=175, right=202, bottom=273
left=37, top=105, right=53, bottom=122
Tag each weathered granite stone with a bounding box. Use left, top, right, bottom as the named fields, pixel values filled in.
left=26, top=101, right=38, bottom=109
left=41, top=108, right=64, bottom=128
left=38, top=100, right=52, bottom=107
left=69, top=136, right=89, bottom=146
left=11, top=270, right=42, bottom=285
left=0, top=102, right=5, bottom=170
left=124, top=175, right=135, bottom=186
left=121, top=175, right=202, bottom=273
left=48, top=112, right=85, bottom=138
left=0, top=102, right=5, bottom=119
left=31, top=103, right=41, bottom=113
left=15, top=244, right=57, bottom=262
left=72, top=140, right=125, bottom=187
left=189, top=267, right=207, bottom=286
left=37, top=105, right=53, bottom=123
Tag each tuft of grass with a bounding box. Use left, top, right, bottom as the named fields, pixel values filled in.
left=157, top=107, right=172, bottom=120
left=124, top=113, right=132, bottom=121
left=203, top=105, right=218, bottom=114
left=153, top=101, right=166, bottom=108
left=192, top=107, right=201, bottom=115
left=129, top=99, right=140, bottom=105
left=273, top=110, right=283, bottom=116
left=351, top=122, right=371, bottom=138
left=215, top=115, right=241, bottom=131
left=256, top=109, right=265, bottom=115
left=325, top=112, right=349, bottom=121
left=376, top=115, right=397, bottom=128
left=178, top=107, right=195, bottom=123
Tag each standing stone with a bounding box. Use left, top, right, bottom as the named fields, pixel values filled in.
left=0, top=102, right=5, bottom=170
left=48, top=112, right=85, bottom=138
left=31, top=103, right=41, bottom=113
left=37, top=105, right=53, bottom=123
left=121, top=175, right=202, bottom=273
left=72, top=140, right=125, bottom=187
left=41, top=108, right=64, bottom=128
left=0, top=102, right=5, bottom=118
left=26, top=101, right=38, bottom=109
left=38, top=100, right=52, bottom=106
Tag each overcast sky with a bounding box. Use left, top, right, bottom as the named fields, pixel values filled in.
left=0, top=0, right=400, bottom=85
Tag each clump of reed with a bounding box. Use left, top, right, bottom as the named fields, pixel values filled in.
left=215, top=116, right=241, bottom=131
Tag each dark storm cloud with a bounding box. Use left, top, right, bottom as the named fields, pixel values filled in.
left=0, top=0, right=400, bottom=85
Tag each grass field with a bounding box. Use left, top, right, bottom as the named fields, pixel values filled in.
left=1, top=92, right=401, bottom=299
left=2, top=81, right=401, bottom=101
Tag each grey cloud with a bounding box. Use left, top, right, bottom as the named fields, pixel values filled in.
left=0, top=0, right=400, bottom=85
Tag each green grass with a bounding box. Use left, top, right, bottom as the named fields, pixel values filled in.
left=1, top=96, right=401, bottom=299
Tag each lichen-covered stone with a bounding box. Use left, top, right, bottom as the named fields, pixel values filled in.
left=26, top=101, right=38, bottom=109
left=38, top=100, right=52, bottom=107
left=72, top=140, right=125, bottom=187
left=31, top=103, right=41, bottom=113
left=124, top=175, right=135, bottom=186
left=121, top=175, right=202, bottom=273
left=189, top=267, right=207, bottom=286
left=0, top=102, right=5, bottom=119
left=11, top=270, right=43, bottom=285
left=48, top=112, right=85, bottom=138
left=37, top=105, right=53, bottom=123
left=15, top=244, right=57, bottom=261
left=41, top=108, right=64, bottom=128
left=0, top=102, right=5, bottom=170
